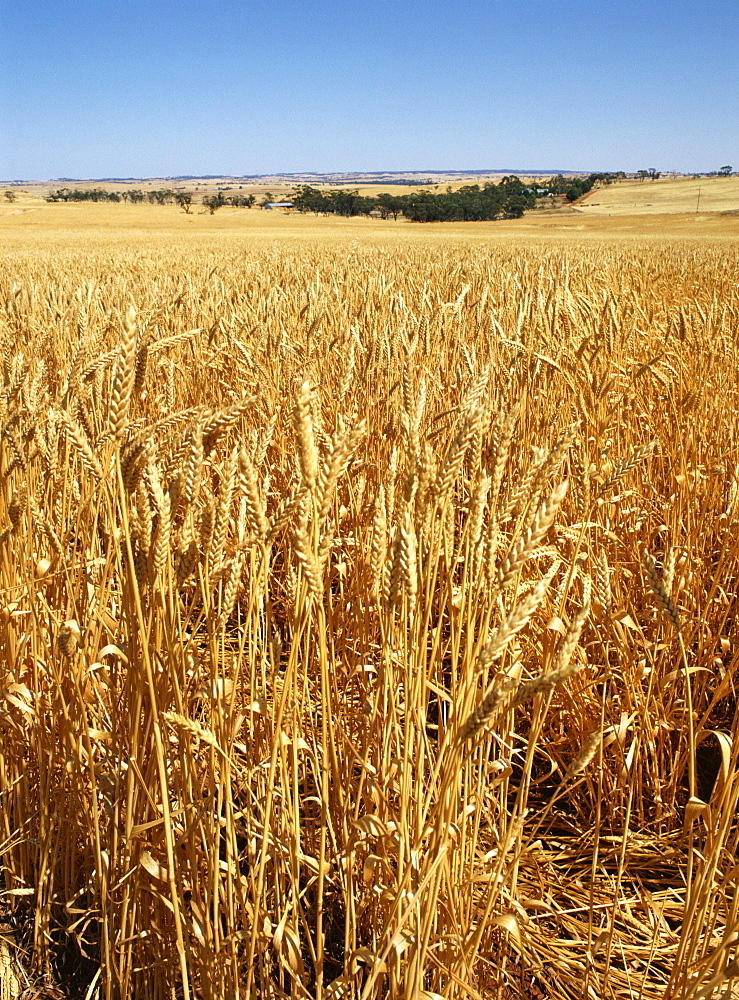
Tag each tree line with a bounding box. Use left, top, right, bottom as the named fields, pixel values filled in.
left=44, top=172, right=627, bottom=221
left=290, top=173, right=625, bottom=221
left=290, top=180, right=532, bottom=221
left=544, top=172, right=626, bottom=201
left=45, top=188, right=256, bottom=212
left=47, top=187, right=177, bottom=204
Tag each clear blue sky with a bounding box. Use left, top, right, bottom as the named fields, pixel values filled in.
left=1, top=0, right=737, bottom=180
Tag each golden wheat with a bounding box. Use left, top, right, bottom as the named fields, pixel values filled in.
left=0, top=239, right=738, bottom=1000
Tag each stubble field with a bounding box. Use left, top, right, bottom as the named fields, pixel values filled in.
left=1, top=222, right=739, bottom=1000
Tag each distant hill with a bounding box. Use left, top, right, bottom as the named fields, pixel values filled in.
left=8, top=169, right=587, bottom=187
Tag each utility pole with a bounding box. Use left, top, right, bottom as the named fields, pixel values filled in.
left=696, top=185, right=701, bottom=213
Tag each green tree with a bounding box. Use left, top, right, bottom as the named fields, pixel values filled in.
left=153, top=188, right=176, bottom=205
left=291, top=186, right=329, bottom=213
left=203, top=193, right=226, bottom=215
left=719, top=165, right=732, bottom=176
left=565, top=180, right=585, bottom=202
left=503, top=195, right=527, bottom=218
left=176, top=193, right=193, bottom=214
left=376, top=193, right=403, bottom=220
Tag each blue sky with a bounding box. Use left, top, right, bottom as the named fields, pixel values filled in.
left=1, top=0, right=737, bottom=180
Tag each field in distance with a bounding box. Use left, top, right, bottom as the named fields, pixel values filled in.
left=577, top=172, right=739, bottom=216
left=1, top=173, right=737, bottom=242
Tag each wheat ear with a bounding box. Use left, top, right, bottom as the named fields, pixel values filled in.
left=599, top=440, right=655, bottom=494
left=109, top=306, right=138, bottom=440
left=496, top=480, right=568, bottom=592
left=293, top=380, right=319, bottom=491
left=643, top=549, right=681, bottom=631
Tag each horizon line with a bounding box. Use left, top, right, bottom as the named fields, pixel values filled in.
left=3, top=167, right=650, bottom=185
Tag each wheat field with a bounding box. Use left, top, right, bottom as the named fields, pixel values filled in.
left=1, top=238, right=739, bottom=1000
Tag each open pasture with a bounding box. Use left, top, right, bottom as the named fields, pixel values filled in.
left=2, top=235, right=739, bottom=1000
